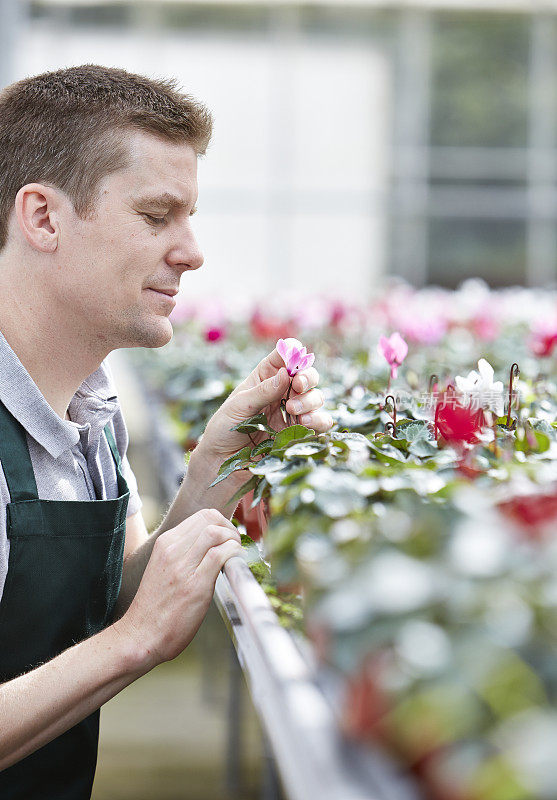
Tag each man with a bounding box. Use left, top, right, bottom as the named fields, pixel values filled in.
left=0, top=65, right=332, bottom=798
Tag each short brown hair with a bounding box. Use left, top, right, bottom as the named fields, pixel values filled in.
left=0, top=64, right=213, bottom=249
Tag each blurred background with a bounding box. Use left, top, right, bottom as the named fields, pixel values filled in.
left=2, top=0, right=557, bottom=797
left=4, top=0, right=557, bottom=299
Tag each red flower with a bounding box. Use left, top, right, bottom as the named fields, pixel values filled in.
left=250, top=309, right=295, bottom=341
left=530, top=331, right=557, bottom=357
left=499, top=492, right=557, bottom=537
left=434, top=394, right=485, bottom=445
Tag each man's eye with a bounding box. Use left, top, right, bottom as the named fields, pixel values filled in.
left=143, top=214, right=167, bottom=226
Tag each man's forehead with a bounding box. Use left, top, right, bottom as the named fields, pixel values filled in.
left=125, top=165, right=198, bottom=210
left=126, top=130, right=198, bottom=170
left=123, top=132, right=198, bottom=195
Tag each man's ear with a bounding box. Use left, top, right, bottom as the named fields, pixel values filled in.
left=14, top=183, right=62, bottom=253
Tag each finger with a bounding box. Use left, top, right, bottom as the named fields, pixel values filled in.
left=185, top=524, right=241, bottom=570
left=297, top=410, right=334, bottom=433
left=292, top=367, right=319, bottom=395
left=286, top=388, right=323, bottom=417
left=195, top=540, right=244, bottom=583
left=248, top=349, right=285, bottom=385
left=228, top=351, right=285, bottom=398
left=193, top=508, right=238, bottom=532
left=163, top=508, right=236, bottom=549
left=228, top=367, right=290, bottom=418
left=259, top=347, right=285, bottom=376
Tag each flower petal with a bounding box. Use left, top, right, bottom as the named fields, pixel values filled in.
left=377, top=336, right=391, bottom=360
left=455, top=376, right=470, bottom=392
left=298, top=352, right=315, bottom=372
left=276, top=339, right=289, bottom=361
left=282, top=337, right=304, bottom=352
left=477, top=358, right=494, bottom=384
left=390, top=332, right=408, bottom=363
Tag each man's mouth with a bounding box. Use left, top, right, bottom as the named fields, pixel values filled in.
left=145, top=287, right=178, bottom=305
left=146, top=287, right=178, bottom=297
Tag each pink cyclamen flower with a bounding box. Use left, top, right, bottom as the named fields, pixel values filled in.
left=377, top=332, right=408, bottom=379
left=276, top=338, right=315, bottom=377
left=205, top=326, right=226, bottom=343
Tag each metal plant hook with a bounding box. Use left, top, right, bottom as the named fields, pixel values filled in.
left=385, top=394, right=397, bottom=425
left=506, top=362, right=520, bottom=429
left=384, top=394, right=397, bottom=436
left=384, top=421, right=396, bottom=437
left=434, top=400, right=440, bottom=440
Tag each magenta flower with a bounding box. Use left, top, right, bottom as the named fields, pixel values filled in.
left=205, top=326, right=226, bottom=343
left=276, top=338, right=315, bottom=377
left=377, top=332, right=408, bottom=380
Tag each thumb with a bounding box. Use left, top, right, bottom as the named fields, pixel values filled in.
left=230, top=367, right=290, bottom=416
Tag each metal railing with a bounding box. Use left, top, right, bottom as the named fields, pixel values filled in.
left=216, top=555, right=420, bottom=800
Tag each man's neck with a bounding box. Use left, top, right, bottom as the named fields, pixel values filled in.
left=0, top=253, right=112, bottom=420
left=1, top=321, right=106, bottom=420
left=0, top=294, right=108, bottom=420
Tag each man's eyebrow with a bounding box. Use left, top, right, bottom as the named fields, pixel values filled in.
left=134, top=192, right=198, bottom=213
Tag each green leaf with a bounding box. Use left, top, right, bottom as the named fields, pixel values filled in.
left=368, top=440, right=407, bottom=464
left=219, top=446, right=252, bottom=473
left=408, top=438, right=438, bottom=458
left=403, top=422, right=432, bottom=442
left=515, top=428, right=551, bottom=454
left=252, top=438, right=274, bottom=457
left=231, top=413, right=275, bottom=434
left=284, top=442, right=329, bottom=459
left=250, top=477, right=268, bottom=508
left=209, top=446, right=252, bottom=487
left=279, top=463, right=314, bottom=485
left=227, top=475, right=260, bottom=507
left=328, top=431, right=372, bottom=447
left=249, top=456, right=284, bottom=476
left=272, top=425, right=313, bottom=452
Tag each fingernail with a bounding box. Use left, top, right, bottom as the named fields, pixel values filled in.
left=300, top=413, right=312, bottom=425
left=273, top=371, right=281, bottom=388
left=300, top=376, right=309, bottom=392
left=292, top=399, right=302, bottom=414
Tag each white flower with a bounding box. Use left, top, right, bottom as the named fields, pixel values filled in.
left=455, top=358, right=505, bottom=415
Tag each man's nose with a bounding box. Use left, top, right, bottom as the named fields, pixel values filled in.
left=166, top=223, right=204, bottom=272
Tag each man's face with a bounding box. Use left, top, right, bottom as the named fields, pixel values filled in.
left=54, top=129, right=203, bottom=350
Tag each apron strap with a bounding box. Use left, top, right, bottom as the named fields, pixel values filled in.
left=0, top=401, right=39, bottom=501
left=103, top=424, right=123, bottom=472
left=103, top=425, right=129, bottom=499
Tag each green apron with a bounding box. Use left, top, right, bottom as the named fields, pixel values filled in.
left=0, top=399, right=130, bottom=799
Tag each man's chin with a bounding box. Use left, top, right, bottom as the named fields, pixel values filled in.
left=124, top=317, right=174, bottom=349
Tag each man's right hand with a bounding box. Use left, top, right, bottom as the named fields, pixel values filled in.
left=114, top=508, right=242, bottom=668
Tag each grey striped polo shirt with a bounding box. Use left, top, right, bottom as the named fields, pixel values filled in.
left=0, top=331, right=142, bottom=603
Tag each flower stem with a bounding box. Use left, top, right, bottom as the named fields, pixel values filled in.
left=282, top=377, right=296, bottom=426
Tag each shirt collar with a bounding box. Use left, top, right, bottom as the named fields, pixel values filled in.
left=0, top=330, right=119, bottom=459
